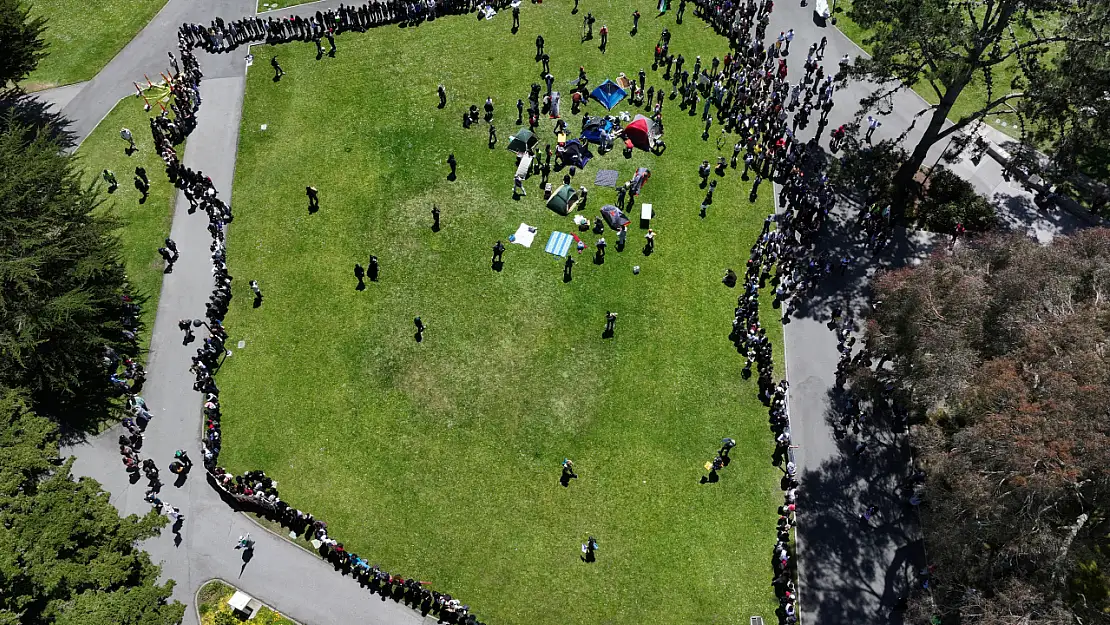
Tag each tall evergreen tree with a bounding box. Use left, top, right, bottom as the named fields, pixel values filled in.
left=0, top=0, right=47, bottom=86
left=0, top=388, right=185, bottom=625
left=0, top=119, right=140, bottom=429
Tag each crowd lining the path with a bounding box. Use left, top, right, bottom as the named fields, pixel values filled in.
left=87, top=0, right=901, bottom=620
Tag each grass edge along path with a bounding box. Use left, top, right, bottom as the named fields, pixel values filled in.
left=196, top=580, right=298, bottom=625
left=218, top=4, right=785, bottom=625
left=75, top=91, right=180, bottom=356
left=23, top=0, right=170, bottom=91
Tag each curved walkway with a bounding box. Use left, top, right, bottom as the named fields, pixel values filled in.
left=52, top=1, right=1091, bottom=625
left=59, top=2, right=433, bottom=624
left=760, top=4, right=1089, bottom=625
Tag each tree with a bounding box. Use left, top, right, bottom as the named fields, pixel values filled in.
left=0, top=0, right=47, bottom=86
left=0, top=388, right=185, bottom=625
left=866, top=231, right=1110, bottom=623
left=0, top=117, right=140, bottom=429
left=848, top=0, right=1110, bottom=214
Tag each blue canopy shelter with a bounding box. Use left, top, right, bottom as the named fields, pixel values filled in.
left=590, top=80, right=627, bottom=110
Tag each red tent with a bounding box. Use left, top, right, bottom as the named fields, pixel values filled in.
left=624, top=116, right=652, bottom=151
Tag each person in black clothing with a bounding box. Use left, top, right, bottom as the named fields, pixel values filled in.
left=605, top=311, right=617, bottom=333
left=447, top=153, right=457, bottom=178
left=535, top=34, right=544, bottom=59
left=431, top=204, right=441, bottom=231
left=492, top=240, right=505, bottom=264
left=354, top=263, right=365, bottom=289
left=271, top=55, right=284, bottom=80
left=368, top=255, right=379, bottom=281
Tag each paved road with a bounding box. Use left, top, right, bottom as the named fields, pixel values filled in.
left=58, top=3, right=436, bottom=623
left=57, top=0, right=254, bottom=147
left=757, top=4, right=1089, bottom=625
left=52, top=1, right=1091, bottom=624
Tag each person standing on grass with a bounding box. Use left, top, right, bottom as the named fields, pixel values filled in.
left=605, top=311, right=618, bottom=333
left=562, top=458, right=578, bottom=480
left=354, top=263, right=365, bottom=287
left=438, top=84, right=447, bottom=107
left=536, top=34, right=545, bottom=58
left=582, top=536, right=598, bottom=561
left=644, top=228, right=655, bottom=253
left=618, top=224, right=627, bottom=248
left=306, top=185, right=319, bottom=212
left=632, top=10, right=640, bottom=33
left=271, top=55, right=284, bottom=80
left=512, top=4, right=520, bottom=29
left=431, top=204, right=441, bottom=230
left=102, top=169, right=118, bottom=193
left=120, top=127, right=134, bottom=152
left=599, top=24, right=609, bottom=52
left=447, top=153, right=457, bottom=178
left=368, top=255, right=379, bottom=281
left=250, top=280, right=263, bottom=303
left=719, top=437, right=736, bottom=457
left=492, top=240, right=505, bottom=263
left=414, top=316, right=426, bottom=335
left=136, top=166, right=148, bottom=187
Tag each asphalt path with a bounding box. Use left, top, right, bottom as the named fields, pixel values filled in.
left=53, top=1, right=1090, bottom=624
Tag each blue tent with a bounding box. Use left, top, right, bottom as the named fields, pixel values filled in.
left=590, top=80, right=627, bottom=110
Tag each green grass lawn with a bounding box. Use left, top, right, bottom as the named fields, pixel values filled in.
left=75, top=93, right=178, bottom=351
left=219, top=4, right=782, bottom=624
left=22, top=0, right=169, bottom=90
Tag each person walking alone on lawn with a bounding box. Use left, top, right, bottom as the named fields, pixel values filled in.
left=492, top=240, right=506, bottom=264
left=120, top=127, right=134, bottom=152
left=306, top=185, right=320, bottom=212
left=271, top=55, right=284, bottom=80
left=447, top=153, right=457, bottom=178
left=536, top=34, right=545, bottom=59
left=368, top=255, right=379, bottom=281
left=102, top=169, right=118, bottom=193
left=605, top=310, right=617, bottom=333
left=431, top=204, right=441, bottom=231
left=599, top=24, right=608, bottom=52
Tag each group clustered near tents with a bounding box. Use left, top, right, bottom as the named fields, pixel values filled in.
left=502, top=72, right=666, bottom=258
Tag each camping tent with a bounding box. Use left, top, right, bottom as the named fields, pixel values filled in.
left=507, top=128, right=538, bottom=155
left=547, top=184, right=580, bottom=215
left=624, top=116, right=653, bottom=151
left=590, top=80, right=627, bottom=110
left=557, top=139, right=593, bottom=168
left=600, top=204, right=631, bottom=230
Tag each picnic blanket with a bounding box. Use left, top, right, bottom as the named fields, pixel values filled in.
left=511, top=223, right=537, bottom=248
left=545, top=231, right=574, bottom=257
left=594, top=169, right=620, bottom=187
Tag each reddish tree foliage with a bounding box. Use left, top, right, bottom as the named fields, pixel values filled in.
left=868, top=231, right=1110, bottom=624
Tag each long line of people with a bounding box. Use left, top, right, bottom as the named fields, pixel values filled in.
left=123, top=0, right=858, bottom=620
left=147, top=6, right=497, bottom=624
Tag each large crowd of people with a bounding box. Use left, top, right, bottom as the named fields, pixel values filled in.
left=94, top=0, right=885, bottom=620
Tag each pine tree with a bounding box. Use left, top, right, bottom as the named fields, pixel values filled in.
left=0, top=119, right=140, bottom=429
left=0, top=0, right=47, bottom=86
left=0, top=388, right=185, bottom=625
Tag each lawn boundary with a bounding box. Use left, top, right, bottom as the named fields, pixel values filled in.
left=143, top=2, right=800, bottom=624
